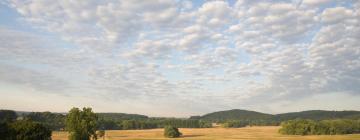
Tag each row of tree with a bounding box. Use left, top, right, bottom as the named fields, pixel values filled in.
left=99, top=119, right=212, bottom=130
left=1, top=109, right=212, bottom=131
left=25, top=112, right=66, bottom=130
left=279, top=119, right=360, bottom=135
left=221, top=120, right=280, bottom=128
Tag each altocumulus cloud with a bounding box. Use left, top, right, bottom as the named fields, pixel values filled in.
left=0, top=0, right=359, bottom=117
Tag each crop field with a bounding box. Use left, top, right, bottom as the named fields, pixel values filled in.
left=52, top=126, right=360, bottom=140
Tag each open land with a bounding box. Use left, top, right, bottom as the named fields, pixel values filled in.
left=52, top=126, right=360, bottom=140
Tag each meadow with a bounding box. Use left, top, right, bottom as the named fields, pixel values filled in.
left=52, top=126, right=360, bottom=140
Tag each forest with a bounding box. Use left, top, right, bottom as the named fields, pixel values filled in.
left=279, top=119, right=360, bottom=135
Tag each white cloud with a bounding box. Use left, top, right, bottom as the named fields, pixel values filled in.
left=1, top=0, right=360, bottom=116
left=321, top=7, right=354, bottom=24
left=302, top=0, right=331, bottom=7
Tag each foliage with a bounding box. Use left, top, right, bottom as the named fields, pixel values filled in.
left=222, top=120, right=247, bottom=128
left=100, top=119, right=212, bottom=130
left=275, top=110, right=360, bottom=121
left=164, top=126, right=182, bottom=138
left=159, top=119, right=203, bottom=128
left=97, top=113, right=148, bottom=121
left=199, top=120, right=212, bottom=128
left=0, top=122, right=14, bottom=140
left=66, top=107, right=98, bottom=140
left=121, top=120, right=158, bottom=129
left=25, top=111, right=65, bottom=130
left=279, top=119, right=360, bottom=135
left=0, top=110, right=17, bottom=123
left=97, top=119, right=120, bottom=130
left=200, top=109, right=273, bottom=122
left=10, top=120, right=52, bottom=140
left=195, top=109, right=360, bottom=127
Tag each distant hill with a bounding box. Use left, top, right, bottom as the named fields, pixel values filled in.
left=193, top=109, right=273, bottom=121
left=97, top=113, right=148, bottom=121
left=191, top=109, right=360, bottom=122
left=274, top=110, right=360, bottom=121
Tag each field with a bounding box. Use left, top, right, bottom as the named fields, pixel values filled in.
left=52, top=126, right=360, bottom=140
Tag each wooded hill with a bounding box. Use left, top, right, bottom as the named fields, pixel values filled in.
left=97, top=113, right=148, bottom=121
left=190, top=109, right=273, bottom=121
left=191, top=109, right=360, bottom=122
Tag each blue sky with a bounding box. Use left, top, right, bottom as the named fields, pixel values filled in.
left=0, top=0, right=360, bottom=117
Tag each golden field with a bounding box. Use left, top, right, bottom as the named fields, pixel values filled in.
left=52, top=126, right=360, bottom=140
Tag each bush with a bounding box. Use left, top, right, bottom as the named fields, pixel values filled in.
left=10, top=120, right=52, bottom=140
left=164, top=126, right=182, bottom=138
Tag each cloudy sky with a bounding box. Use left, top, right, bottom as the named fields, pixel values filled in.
left=0, top=0, right=359, bottom=117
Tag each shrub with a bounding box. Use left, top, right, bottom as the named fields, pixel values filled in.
left=10, top=120, right=52, bottom=140
left=164, top=126, right=182, bottom=138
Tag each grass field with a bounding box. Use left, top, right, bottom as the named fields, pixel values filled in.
left=52, top=126, right=360, bottom=140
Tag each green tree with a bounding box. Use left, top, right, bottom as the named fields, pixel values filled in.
left=0, top=110, right=17, bottom=123
left=26, top=111, right=66, bottom=130
left=0, top=122, right=14, bottom=140
left=164, top=125, right=182, bottom=138
left=222, top=120, right=248, bottom=128
left=66, top=107, right=98, bottom=140
left=10, top=120, right=51, bottom=140
left=279, top=119, right=360, bottom=135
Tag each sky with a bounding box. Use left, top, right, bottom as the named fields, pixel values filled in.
left=0, top=0, right=359, bottom=117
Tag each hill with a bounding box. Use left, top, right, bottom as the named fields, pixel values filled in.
left=97, top=113, right=148, bottom=121
left=190, top=109, right=360, bottom=122
left=192, top=109, right=273, bottom=121
left=274, top=110, right=360, bottom=121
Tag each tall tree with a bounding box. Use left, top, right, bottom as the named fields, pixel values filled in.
left=66, top=107, right=98, bottom=140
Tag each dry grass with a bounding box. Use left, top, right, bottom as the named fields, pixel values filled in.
left=52, top=126, right=360, bottom=140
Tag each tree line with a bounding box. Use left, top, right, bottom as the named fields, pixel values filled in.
left=279, top=119, right=360, bottom=135
left=221, top=119, right=280, bottom=128
left=1, top=109, right=212, bottom=131
left=99, top=118, right=212, bottom=130
left=0, top=110, right=52, bottom=140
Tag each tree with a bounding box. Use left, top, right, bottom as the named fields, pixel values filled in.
left=10, top=120, right=52, bottom=140
left=164, top=126, right=182, bottom=138
left=66, top=107, right=98, bottom=140
left=26, top=112, right=66, bottom=130
left=0, top=122, right=14, bottom=140
left=0, top=110, right=17, bottom=123
left=279, top=119, right=360, bottom=135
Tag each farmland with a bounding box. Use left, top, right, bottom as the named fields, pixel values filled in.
left=52, top=126, right=360, bottom=140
